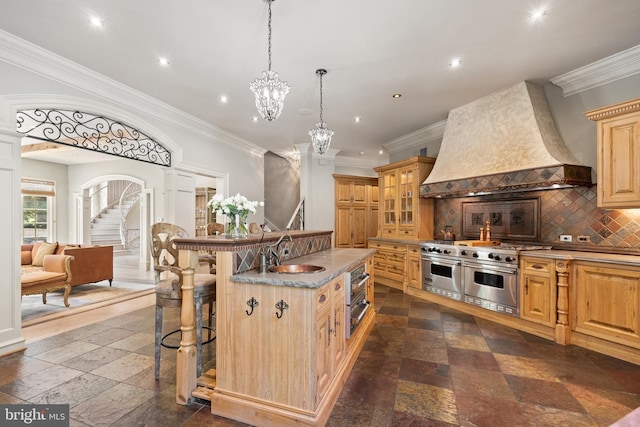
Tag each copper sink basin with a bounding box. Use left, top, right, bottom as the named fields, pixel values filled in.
left=268, top=264, right=326, bottom=274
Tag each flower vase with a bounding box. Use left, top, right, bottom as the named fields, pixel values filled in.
left=226, top=214, right=248, bottom=239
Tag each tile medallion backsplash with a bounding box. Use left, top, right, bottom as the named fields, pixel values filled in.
left=434, top=186, right=640, bottom=252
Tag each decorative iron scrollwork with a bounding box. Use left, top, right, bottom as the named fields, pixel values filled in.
left=17, top=109, right=171, bottom=167
left=275, top=299, right=289, bottom=319
left=246, top=297, right=259, bottom=316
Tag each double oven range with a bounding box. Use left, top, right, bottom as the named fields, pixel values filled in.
left=421, top=241, right=547, bottom=317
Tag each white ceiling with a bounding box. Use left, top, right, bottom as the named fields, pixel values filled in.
left=2, top=0, right=640, bottom=165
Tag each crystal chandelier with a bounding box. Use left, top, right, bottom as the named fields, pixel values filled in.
left=249, top=0, right=290, bottom=121
left=309, top=69, right=334, bottom=155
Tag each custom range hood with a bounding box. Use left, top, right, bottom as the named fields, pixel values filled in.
left=421, top=81, right=591, bottom=198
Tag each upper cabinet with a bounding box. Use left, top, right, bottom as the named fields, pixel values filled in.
left=374, top=156, right=436, bottom=240
left=586, top=97, right=640, bottom=208
left=333, top=175, right=379, bottom=248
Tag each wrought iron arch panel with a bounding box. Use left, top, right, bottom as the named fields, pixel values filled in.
left=16, top=109, right=171, bottom=167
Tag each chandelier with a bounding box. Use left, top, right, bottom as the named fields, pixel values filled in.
left=249, top=0, right=290, bottom=121
left=309, top=69, right=334, bottom=155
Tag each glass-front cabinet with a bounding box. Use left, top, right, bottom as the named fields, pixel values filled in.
left=374, top=156, right=436, bottom=240
left=381, top=170, right=397, bottom=236
left=398, top=166, right=414, bottom=234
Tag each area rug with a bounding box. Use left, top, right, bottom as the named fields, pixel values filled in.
left=21, top=280, right=155, bottom=324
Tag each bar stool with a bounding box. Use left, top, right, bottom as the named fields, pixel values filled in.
left=151, top=222, right=216, bottom=380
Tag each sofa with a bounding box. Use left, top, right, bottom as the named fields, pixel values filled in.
left=21, top=254, right=75, bottom=307
left=21, top=242, right=114, bottom=287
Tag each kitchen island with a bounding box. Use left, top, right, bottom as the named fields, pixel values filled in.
left=173, top=230, right=376, bottom=426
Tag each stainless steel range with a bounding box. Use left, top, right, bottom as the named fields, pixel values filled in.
left=421, top=241, right=548, bottom=317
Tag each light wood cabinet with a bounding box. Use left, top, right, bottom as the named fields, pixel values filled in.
left=333, top=175, right=379, bottom=248
left=227, top=273, right=349, bottom=411
left=374, top=156, right=435, bottom=240
left=369, top=240, right=407, bottom=291
left=585, top=97, right=640, bottom=208
left=573, top=261, right=640, bottom=349
left=520, top=256, right=556, bottom=327
left=406, top=244, right=422, bottom=291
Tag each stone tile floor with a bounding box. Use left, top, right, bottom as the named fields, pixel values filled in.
left=2, top=284, right=640, bottom=426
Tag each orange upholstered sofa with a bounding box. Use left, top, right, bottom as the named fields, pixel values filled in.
left=21, top=242, right=114, bottom=287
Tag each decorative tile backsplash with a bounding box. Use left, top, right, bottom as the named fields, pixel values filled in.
left=433, top=186, right=640, bottom=253
left=234, top=234, right=332, bottom=274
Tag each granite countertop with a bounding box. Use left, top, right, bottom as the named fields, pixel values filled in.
left=521, top=249, right=640, bottom=267
left=231, top=248, right=376, bottom=289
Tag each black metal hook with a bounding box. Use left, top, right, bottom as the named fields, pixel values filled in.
left=246, top=297, right=259, bottom=316
left=275, top=299, right=289, bottom=319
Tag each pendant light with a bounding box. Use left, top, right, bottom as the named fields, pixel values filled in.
left=249, top=0, right=290, bottom=121
left=309, top=68, right=334, bottom=155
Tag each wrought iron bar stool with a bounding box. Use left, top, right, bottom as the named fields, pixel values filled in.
left=151, top=222, right=216, bottom=380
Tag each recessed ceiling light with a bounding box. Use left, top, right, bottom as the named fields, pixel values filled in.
left=353, top=116, right=361, bottom=123
left=220, top=95, right=228, bottom=103
left=529, top=8, right=547, bottom=21
left=158, top=57, right=170, bottom=67
left=449, top=58, right=462, bottom=68
left=359, top=151, right=365, bottom=156
left=379, top=150, right=384, bottom=155
left=252, top=116, right=259, bottom=122
left=392, top=93, right=402, bottom=99
left=89, top=16, right=103, bottom=28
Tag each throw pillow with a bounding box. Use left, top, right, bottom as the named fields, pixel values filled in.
left=21, top=250, right=32, bottom=265
left=32, top=241, right=58, bottom=266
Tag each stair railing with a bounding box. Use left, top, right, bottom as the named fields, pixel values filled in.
left=286, top=197, right=305, bottom=230
left=88, top=184, right=109, bottom=221
left=118, top=182, right=142, bottom=250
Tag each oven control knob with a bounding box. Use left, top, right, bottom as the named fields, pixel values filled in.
left=428, top=247, right=435, bottom=252
left=505, top=256, right=514, bottom=263
left=493, top=255, right=502, bottom=261
left=488, top=253, right=495, bottom=259
left=472, top=252, right=479, bottom=258
left=436, top=249, right=442, bottom=253
left=461, top=250, right=467, bottom=256
left=443, top=249, right=450, bottom=254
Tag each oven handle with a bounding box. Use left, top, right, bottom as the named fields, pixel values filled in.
left=463, top=261, right=517, bottom=275
left=422, top=256, right=461, bottom=267
left=351, top=300, right=370, bottom=324
left=353, top=273, right=370, bottom=289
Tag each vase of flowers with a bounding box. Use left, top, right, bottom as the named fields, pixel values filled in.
left=207, top=193, right=259, bottom=239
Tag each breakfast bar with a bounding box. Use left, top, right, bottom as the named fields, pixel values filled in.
left=173, top=230, right=376, bottom=426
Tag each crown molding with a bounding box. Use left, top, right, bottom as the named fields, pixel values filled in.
left=0, top=29, right=266, bottom=158
left=550, top=44, right=640, bottom=97
left=383, top=119, right=447, bottom=153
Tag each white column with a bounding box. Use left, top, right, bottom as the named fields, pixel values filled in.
left=295, top=143, right=340, bottom=232
left=163, top=168, right=196, bottom=233
left=0, top=128, right=27, bottom=355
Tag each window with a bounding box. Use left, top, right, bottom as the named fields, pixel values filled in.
left=22, top=178, right=55, bottom=244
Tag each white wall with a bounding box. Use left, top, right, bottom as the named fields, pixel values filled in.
left=544, top=73, right=640, bottom=177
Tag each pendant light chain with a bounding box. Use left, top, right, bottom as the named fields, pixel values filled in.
left=267, top=0, right=272, bottom=71
left=319, top=71, right=324, bottom=124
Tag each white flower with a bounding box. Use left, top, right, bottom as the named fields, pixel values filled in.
left=207, top=192, right=260, bottom=218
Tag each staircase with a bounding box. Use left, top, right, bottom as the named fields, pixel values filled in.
left=91, top=198, right=137, bottom=251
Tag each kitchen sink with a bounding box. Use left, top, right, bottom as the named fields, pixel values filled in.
left=268, top=264, right=326, bottom=274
